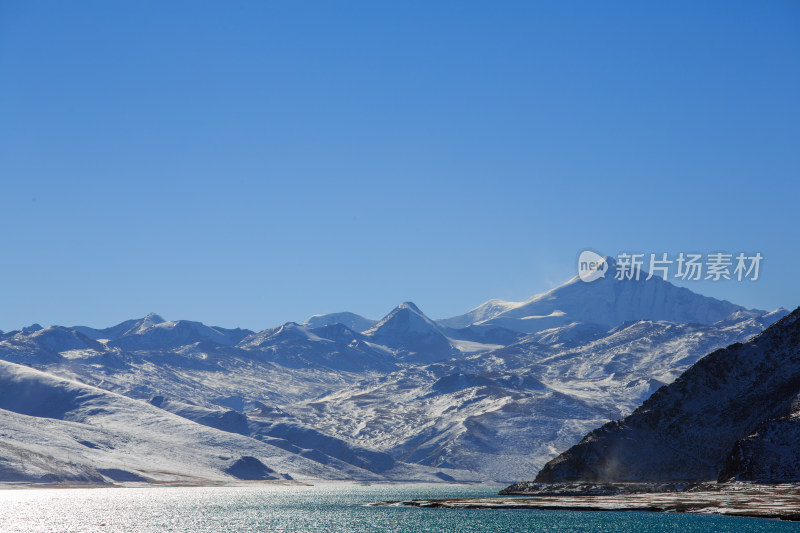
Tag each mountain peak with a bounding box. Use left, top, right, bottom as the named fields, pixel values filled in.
left=397, top=301, right=422, bottom=314
left=143, top=313, right=166, bottom=323
left=119, top=313, right=168, bottom=337
left=369, top=301, right=437, bottom=332
left=440, top=260, right=753, bottom=334
left=364, top=302, right=455, bottom=363
left=302, top=312, right=376, bottom=333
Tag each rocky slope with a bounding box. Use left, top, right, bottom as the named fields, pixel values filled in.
left=719, top=403, right=800, bottom=482
left=534, top=307, right=800, bottom=483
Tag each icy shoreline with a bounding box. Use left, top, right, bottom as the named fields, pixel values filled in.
left=368, top=482, right=800, bottom=521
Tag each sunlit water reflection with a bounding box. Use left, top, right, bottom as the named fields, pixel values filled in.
left=0, top=483, right=796, bottom=532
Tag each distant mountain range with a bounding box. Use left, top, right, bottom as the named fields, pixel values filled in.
left=0, top=267, right=790, bottom=484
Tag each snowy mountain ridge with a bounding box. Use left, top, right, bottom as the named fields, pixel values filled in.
left=0, top=271, right=790, bottom=484
left=439, top=259, right=750, bottom=334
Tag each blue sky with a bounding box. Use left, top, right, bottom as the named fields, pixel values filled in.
left=1, top=1, right=798, bottom=331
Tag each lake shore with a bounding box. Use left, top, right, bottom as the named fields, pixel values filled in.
left=0, top=479, right=310, bottom=490
left=0, top=478, right=499, bottom=491
left=367, top=482, right=800, bottom=521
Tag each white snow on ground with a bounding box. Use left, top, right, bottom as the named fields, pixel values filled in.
left=0, top=271, right=788, bottom=484
left=447, top=339, right=503, bottom=354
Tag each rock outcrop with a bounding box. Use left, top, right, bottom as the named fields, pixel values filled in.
left=534, top=307, right=800, bottom=483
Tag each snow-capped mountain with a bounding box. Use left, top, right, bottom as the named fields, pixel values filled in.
left=532, top=307, right=800, bottom=483
left=110, top=320, right=252, bottom=350
left=437, top=299, right=525, bottom=329
left=285, top=309, right=785, bottom=480
left=363, top=302, right=458, bottom=363
left=0, top=326, right=104, bottom=365
left=238, top=322, right=397, bottom=372
left=0, top=270, right=789, bottom=485
left=303, top=312, right=376, bottom=333
left=72, top=312, right=254, bottom=349
left=439, top=259, right=749, bottom=334
left=73, top=313, right=167, bottom=340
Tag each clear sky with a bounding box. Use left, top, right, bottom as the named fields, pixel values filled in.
left=1, top=1, right=798, bottom=331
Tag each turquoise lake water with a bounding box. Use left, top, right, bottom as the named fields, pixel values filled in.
left=0, top=483, right=796, bottom=532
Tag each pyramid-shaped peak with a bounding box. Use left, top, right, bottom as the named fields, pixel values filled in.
left=397, top=301, right=423, bottom=314
left=364, top=301, right=455, bottom=363
left=366, top=301, right=442, bottom=337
